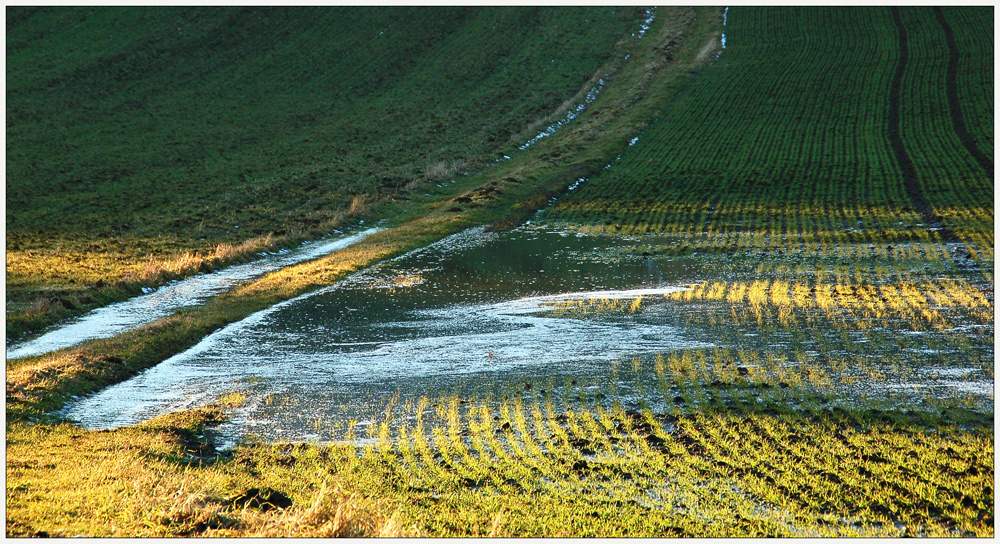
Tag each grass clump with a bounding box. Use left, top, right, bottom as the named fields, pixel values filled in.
left=6, top=405, right=409, bottom=537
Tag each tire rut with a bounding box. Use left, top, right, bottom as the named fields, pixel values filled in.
left=887, top=7, right=958, bottom=244
left=932, top=7, right=994, bottom=181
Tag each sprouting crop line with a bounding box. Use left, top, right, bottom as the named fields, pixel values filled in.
left=932, top=7, right=994, bottom=181
left=540, top=7, right=996, bottom=260
left=887, top=7, right=958, bottom=245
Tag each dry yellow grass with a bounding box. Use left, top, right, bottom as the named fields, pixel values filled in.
left=6, top=406, right=410, bottom=538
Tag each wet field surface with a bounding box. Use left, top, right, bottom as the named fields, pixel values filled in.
left=64, top=227, right=713, bottom=446
left=62, top=221, right=997, bottom=447
left=58, top=222, right=995, bottom=448
left=6, top=228, right=382, bottom=360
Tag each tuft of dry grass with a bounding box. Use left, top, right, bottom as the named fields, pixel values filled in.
left=424, top=159, right=468, bottom=181
left=5, top=404, right=407, bottom=538
left=248, top=483, right=410, bottom=538
left=138, top=234, right=275, bottom=282
left=348, top=195, right=366, bottom=216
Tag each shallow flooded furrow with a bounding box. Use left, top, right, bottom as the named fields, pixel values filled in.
left=6, top=227, right=382, bottom=360
left=62, top=223, right=994, bottom=447
left=63, top=227, right=709, bottom=442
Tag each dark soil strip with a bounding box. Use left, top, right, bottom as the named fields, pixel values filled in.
left=933, top=7, right=994, bottom=181
left=887, top=7, right=958, bottom=243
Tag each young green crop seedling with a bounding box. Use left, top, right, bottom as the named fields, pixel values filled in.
left=7, top=5, right=993, bottom=538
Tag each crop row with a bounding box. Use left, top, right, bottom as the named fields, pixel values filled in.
left=508, top=272, right=991, bottom=414
left=941, top=7, right=994, bottom=164
left=273, top=377, right=992, bottom=537
left=668, top=278, right=992, bottom=323
left=897, top=8, right=993, bottom=243
left=553, top=7, right=904, bottom=210
left=545, top=7, right=992, bottom=264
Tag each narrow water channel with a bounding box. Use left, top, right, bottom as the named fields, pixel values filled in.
left=7, top=227, right=382, bottom=359
left=63, top=226, right=710, bottom=446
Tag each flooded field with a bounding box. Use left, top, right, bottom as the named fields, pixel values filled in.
left=63, top=227, right=707, bottom=444
left=7, top=5, right=994, bottom=537
left=62, top=225, right=993, bottom=448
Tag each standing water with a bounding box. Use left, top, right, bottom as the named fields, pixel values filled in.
left=63, top=226, right=710, bottom=446
left=6, top=227, right=382, bottom=359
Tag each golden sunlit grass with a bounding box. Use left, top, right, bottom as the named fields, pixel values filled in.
left=6, top=405, right=410, bottom=538
left=6, top=6, right=993, bottom=538
left=5, top=211, right=364, bottom=341
left=7, top=383, right=993, bottom=537
left=667, top=278, right=992, bottom=322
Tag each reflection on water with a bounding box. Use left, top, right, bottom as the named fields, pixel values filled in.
left=63, top=227, right=709, bottom=444
left=7, top=228, right=383, bottom=360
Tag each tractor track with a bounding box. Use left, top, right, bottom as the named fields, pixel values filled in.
left=887, top=7, right=959, bottom=244
left=932, top=6, right=994, bottom=181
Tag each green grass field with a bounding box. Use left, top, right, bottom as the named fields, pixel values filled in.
left=548, top=7, right=992, bottom=250
left=6, top=6, right=994, bottom=538
left=5, top=6, right=642, bottom=339
left=7, top=6, right=635, bottom=240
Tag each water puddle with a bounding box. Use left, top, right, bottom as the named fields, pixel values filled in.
left=636, top=7, right=656, bottom=39
left=7, top=227, right=382, bottom=360
left=63, top=227, right=710, bottom=444
left=721, top=6, right=729, bottom=49
left=882, top=379, right=993, bottom=399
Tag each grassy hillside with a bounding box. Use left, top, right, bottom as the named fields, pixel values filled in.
left=6, top=6, right=993, bottom=538
left=7, top=6, right=635, bottom=237
left=6, top=6, right=638, bottom=339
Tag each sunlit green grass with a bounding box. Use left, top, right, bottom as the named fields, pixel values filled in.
left=5, top=6, right=992, bottom=538
left=7, top=378, right=992, bottom=537
left=5, top=6, right=644, bottom=340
